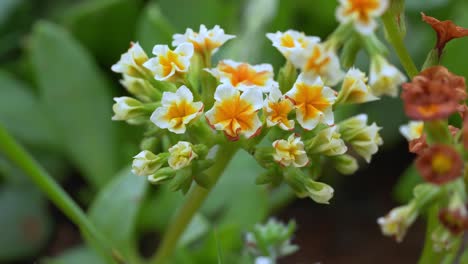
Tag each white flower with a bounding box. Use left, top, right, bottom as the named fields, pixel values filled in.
left=264, top=86, right=295, bottom=130
left=336, top=0, right=389, bottom=35
left=172, top=25, right=235, bottom=54
left=111, top=42, right=149, bottom=77
left=378, top=203, right=417, bottom=242
left=266, top=30, right=320, bottom=59
left=112, top=97, right=144, bottom=121
left=205, top=84, right=263, bottom=140
left=289, top=43, right=344, bottom=86
left=206, top=60, right=278, bottom=93
left=150, top=86, right=203, bottom=134
left=132, top=150, right=167, bottom=176
left=370, top=55, right=407, bottom=97
left=273, top=134, right=309, bottom=167
left=168, top=141, right=198, bottom=170
left=143, top=42, right=194, bottom=81
left=285, top=74, right=336, bottom=130
left=399, top=121, right=424, bottom=141
left=336, top=67, right=379, bottom=104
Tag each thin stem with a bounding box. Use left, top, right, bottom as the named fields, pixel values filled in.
left=0, top=124, right=122, bottom=264
left=150, top=143, right=239, bottom=264
left=418, top=206, right=444, bottom=264
left=381, top=11, right=419, bottom=78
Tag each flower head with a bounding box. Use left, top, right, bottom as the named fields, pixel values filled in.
left=377, top=203, right=418, bottom=242
left=111, top=42, right=149, bottom=77
left=266, top=30, right=320, bottom=59
left=399, top=121, right=424, bottom=141
left=415, top=144, right=463, bottom=185
left=172, top=25, right=235, bottom=55
left=338, top=114, right=383, bottom=163
left=422, top=13, right=468, bottom=56
left=264, top=86, right=295, bottom=130
left=290, top=43, right=344, bottom=86
left=205, top=84, right=263, bottom=140
left=143, top=43, right=194, bottom=81
left=336, top=67, right=378, bottom=104
left=336, top=0, right=389, bottom=35
left=272, top=134, right=309, bottom=167
left=168, top=141, right=198, bottom=170
left=132, top=150, right=168, bottom=176
left=150, top=86, right=203, bottom=134
left=401, top=66, right=466, bottom=120
left=369, top=55, right=407, bottom=97
left=285, top=74, right=336, bottom=130
left=207, top=60, right=278, bottom=92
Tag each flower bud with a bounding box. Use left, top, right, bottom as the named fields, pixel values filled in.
left=120, top=74, right=161, bottom=102
left=399, top=121, right=424, bottom=141
left=338, top=114, right=383, bottom=163
left=284, top=168, right=334, bottom=204
left=112, top=97, right=154, bottom=123
left=432, top=226, right=457, bottom=252
left=131, top=150, right=169, bottom=176
left=377, top=202, right=418, bottom=242
left=111, top=42, right=149, bottom=78
left=148, top=167, right=176, bottom=184
left=169, top=167, right=193, bottom=193
left=305, top=126, right=347, bottom=156
left=168, top=141, right=198, bottom=170
left=369, top=55, right=406, bottom=97
left=335, top=67, right=378, bottom=105
left=331, top=154, right=359, bottom=175
left=255, top=167, right=283, bottom=186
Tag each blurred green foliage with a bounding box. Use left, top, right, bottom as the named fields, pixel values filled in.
left=0, top=0, right=467, bottom=263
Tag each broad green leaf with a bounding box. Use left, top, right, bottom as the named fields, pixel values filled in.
left=179, top=213, right=210, bottom=247
left=0, top=70, right=59, bottom=150
left=30, top=22, right=117, bottom=188
left=88, top=166, right=147, bottom=261
left=135, top=2, right=176, bottom=52
left=42, top=246, right=105, bottom=264
left=0, top=185, right=52, bottom=262
left=393, top=165, right=423, bottom=204
left=60, top=0, right=143, bottom=65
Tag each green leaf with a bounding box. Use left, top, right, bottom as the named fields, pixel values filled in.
left=393, top=165, right=423, bottom=204
left=88, top=166, right=147, bottom=261
left=30, top=21, right=117, bottom=189
left=135, top=2, right=176, bottom=52
left=60, top=0, right=143, bottom=65
left=0, top=185, right=52, bottom=262
left=0, top=70, right=59, bottom=150
left=42, top=246, right=105, bottom=264
left=178, top=213, right=210, bottom=247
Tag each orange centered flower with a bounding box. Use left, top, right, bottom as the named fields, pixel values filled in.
left=304, top=46, right=331, bottom=74
left=336, top=0, right=388, bottom=35
left=344, top=0, right=380, bottom=24
left=415, top=144, right=463, bottom=185
left=159, top=50, right=186, bottom=76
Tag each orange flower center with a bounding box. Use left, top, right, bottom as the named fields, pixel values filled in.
left=417, top=104, right=440, bottom=117
left=345, top=0, right=379, bottom=23
left=219, top=63, right=269, bottom=87
left=305, top=46, right=331, bottom=74
left=213, top=94, right=256, bottom=138
left=164, top=100, right=198, bottom=129
left=159, top=50, right=186, bottom=76
left=291, top=83, right=331, bottom=120
left=268, top=100, right=293, bottom=125
left=432, top=153, right=453, bottom=175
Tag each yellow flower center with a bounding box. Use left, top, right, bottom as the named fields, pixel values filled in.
left=164, top=100, right=199, bottom=130
left=415, top=123, right=424, bottom=136
left=345, top=0, right=380, bottom=23
left=213, top=94, right=256, bottom=138
left=305, top=46, right=331, bottom=74
left=159, top=50, right=186, bottom=77
left=280, top=34, right=295, bottom=48
left=268, top=100, right=293, bottom=126
left=432, top=153, right=453, bottom=175
left=291, top=83, right=331, bottom=120
left=219, top=62, right=269, bottom=87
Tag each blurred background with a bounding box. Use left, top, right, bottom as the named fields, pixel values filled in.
left=1, top=0, right=468, bottom=263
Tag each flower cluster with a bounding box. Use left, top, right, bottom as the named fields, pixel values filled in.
left=111, top=2, right=394, bottom=203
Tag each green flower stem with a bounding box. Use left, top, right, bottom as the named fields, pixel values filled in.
left=382, top=11, right=419, bottom=78
left=0, top=124, right=123, bottom=263
left=150, top=142, right=239, bottom=264
left=418, top=205, right=444, bottom=264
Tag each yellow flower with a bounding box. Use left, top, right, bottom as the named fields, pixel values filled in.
left=370, top=55, right=407, bottom=97
left=207, top=60, right=278, bottom=93
left=168, top=141, right=198, bottom=170
left=205, top=84, right=263, bottom=140
left=399, top=121, right=424, bottom=141
left=111, top=42, right=149, bottom=77
left=285, top=74, right=336, bottom=130
left=264, top=86, right=295, bottom=130
left=336, top=67, right=378, bottom=104
left=150, top=86, right=203, bottom=134
left=272, top=134, right=309, bottom=167
left=336, top=0, right=389, bottom=35
left=266, top=30, right=320, bottom=59
left=289, top=43, right=344, bottom=86
left=143, top=42, right=194, bottom=81
left=172, top=25, right=235, bottom=55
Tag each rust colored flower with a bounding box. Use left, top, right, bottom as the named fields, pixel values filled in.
left=422, top=13, right=468, bottom=56
left=415, top=144, right=463, bottom=185
left=438, top=206, right=468, bottom=235
left=408, top=126, right=459, bottom=154
left=401, top=66, right=466, bottom=121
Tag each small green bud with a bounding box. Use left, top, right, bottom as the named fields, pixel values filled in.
left=331, top=154, right=359, bottom=175
left=305, top=126, right=347, bottom=156
left=112, top=97, right=156, bottom=124
left=140, top=137, right=160, bottom=151
left=192, top=144, right=209, bottom=159
left=277, top=61, right=297, bottom=94
left=284, top=167, right=334, bottom=204
left=148, top=167, right=176, bottom=184
left=255, top=167, right=283, bottom=186
left=120, top=74, right=161, bottom=102
left=169, top=167, right=192, bottom=194
left=132, top=150, right=169, bottom=176
left=254, top=147, right=276, bottom=169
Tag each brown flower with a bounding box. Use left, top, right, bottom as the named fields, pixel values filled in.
left=408, top=126, right=459, bottom=154
left=439, top=206, right=468, bottom=235
left=422, top=13, right=468, bottom=56
left=401, top=66, right=466, bottom=120
left=415, top=144, right=463, bottom=185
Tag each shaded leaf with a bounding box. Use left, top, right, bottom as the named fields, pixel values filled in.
left=135, top=2, right=175, bottom=52
left=393, top=165, right=423, bottom=204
